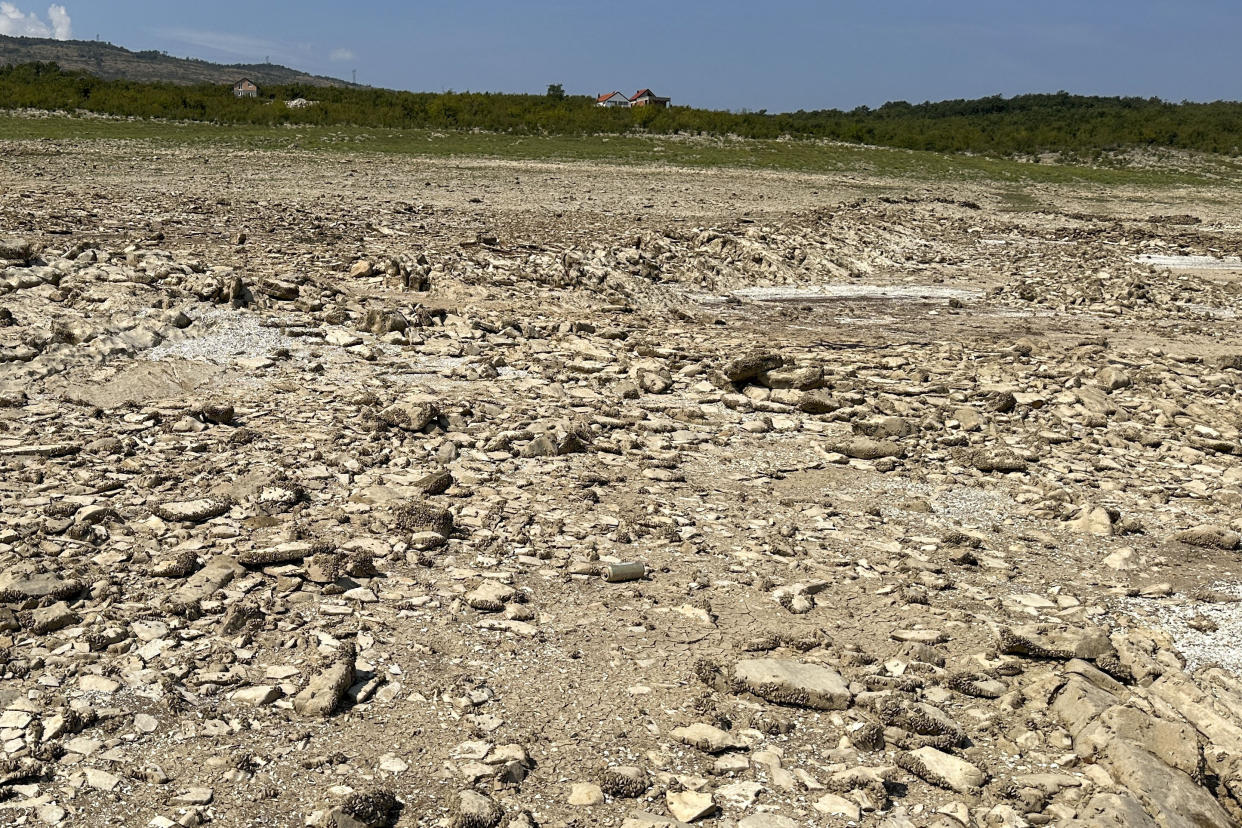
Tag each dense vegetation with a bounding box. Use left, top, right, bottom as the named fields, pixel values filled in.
left=2, top=62, right=1241, bottom=157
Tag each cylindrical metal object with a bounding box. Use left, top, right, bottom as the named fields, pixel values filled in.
left=601, top=562, right=646, bottom=583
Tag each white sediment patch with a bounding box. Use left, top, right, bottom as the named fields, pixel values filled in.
left=144, top=309, right=304, bottom=365
left=1119, top=582, right=1242, bottom=675
left=1136, top=254, right=1242, bottom=270
left=692, top=284, right=984, bottom=303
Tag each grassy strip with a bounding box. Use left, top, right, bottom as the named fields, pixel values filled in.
left=0, top=113, right=1234, bottom=189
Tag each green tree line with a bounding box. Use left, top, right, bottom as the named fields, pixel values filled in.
left=2, top=62, right=1241, bottom=156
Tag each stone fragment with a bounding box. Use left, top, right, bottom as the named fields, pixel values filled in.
left=379, top=399, right=438, bottom=431
left=0, top=237, right=42, bottom=262
left=465, top=582, right=516, bottom=612
left=153, top=498, right=230, bottom=523
left=239, top=541, right=316, bottom=567
left=31, top=601, right=79, bottom=633
left=170, top=555, right=243, bottom=611
left=449, top=790, right=502, bottom=828
left=968, top=447, right=1028, bottom=472
left=1097, top=366, right=1132, bottom=391
left=665, top=791, right=716, bottom=823
left=293, top=643, right=355, bottom=718
left=171, top=788, right=214, bottom=805
left=671, top=723, right=742, bottom=754
left=601, top=766, right=649, bottom=798
left=734, top=659, right=851, bottom=710
left=0, top=573, right=84, bottom=604
left=814, top=793, right=862, bottom=820
left=392, top=500, right=454, bottom=537
left=1070, top=506, right=1115, bottom=536
left=568, top=782, right=604, bottom=805
left=1172, top=525, right=1240, bottom=550
left=723, top=352, right=783, bottom=383
left=897, top=746, right=986, bottom=792
left=829, top=436, right=904, bottom=460
left=85, top=767, right=122, bottom=792
left=232, top=685, right=283, bottom=706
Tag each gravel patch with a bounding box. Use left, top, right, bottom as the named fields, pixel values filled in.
left=144, top=309, right=305, bottom=364
left=1118, top=582, right=1242, bottom=674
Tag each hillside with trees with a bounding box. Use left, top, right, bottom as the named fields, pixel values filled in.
left=2, top=61, right=1241, bottom=158
left=0, top=35, right=353, bottom=88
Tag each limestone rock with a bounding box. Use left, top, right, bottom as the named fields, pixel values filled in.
left=665, top=791, right=716, bottom=823
left=293, top=643, right=356, bottom=718
left=671, top=723, right=743, bottom=754
left=897, top=746, right=986, bottom=792
left=734, top=659, right=852, bottom=710
left=449, top=790, right=503, bottom=828
left=1172, top=525, right=1240, bottom=551
left=153, top=498, right=231, bottom=523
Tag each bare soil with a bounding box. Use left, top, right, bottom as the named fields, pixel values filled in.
left=2, top=141, right=1242, bottom=828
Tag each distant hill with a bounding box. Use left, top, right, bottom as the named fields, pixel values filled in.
left=0, top=34, right=354, bottom=88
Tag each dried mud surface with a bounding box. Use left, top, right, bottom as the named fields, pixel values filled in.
left=3, top=143, right=1242, bottom=828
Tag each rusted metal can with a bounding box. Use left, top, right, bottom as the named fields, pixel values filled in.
left=601, top=562, right=646, bottom=583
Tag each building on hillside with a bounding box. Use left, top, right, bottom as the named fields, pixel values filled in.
left=233, top=78, right=259, bottom=98
left=596, top=91, right=630, bottom=108
left=629, top=89, right=670, bottom=108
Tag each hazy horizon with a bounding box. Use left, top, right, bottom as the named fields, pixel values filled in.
left=2, top=1, right=1239, bottom=111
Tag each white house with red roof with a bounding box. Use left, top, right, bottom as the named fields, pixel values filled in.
left=596, top=91, right=630, bottom=108
left=629, top=89, right=671, bottom=108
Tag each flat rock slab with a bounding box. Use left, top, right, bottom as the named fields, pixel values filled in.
left=828, top=436, right=904, bottom=459
left=666, top=791, right=716, bottom=823
left=814, top=793, right=862, bottom=820
left=671, top=723, right=743, bottom=754
left=56, top=360, right=225, bottom=409
left=0, top=574, right=84, bottom=603
left=153, top=498, right=231, bottom=523
left=84, top=768, right=121, bottom=792
left=891, top=629, right=947, bottom=645
left=293, top=650, right=355, bottom=718
left=0, top=443, right=79, bottom=458
left=171, top=555, right=243, bottom=608
left=899, top=746, right=986, bottom=792
left=734, top=658, right=851, bottom=710
left=232, top=685, right=282, bottom=706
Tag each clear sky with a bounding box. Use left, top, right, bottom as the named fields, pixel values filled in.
left=3, top=1, right=1239, bottom=111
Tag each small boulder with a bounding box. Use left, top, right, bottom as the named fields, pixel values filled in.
left=897, top=746, right=986, bottom=792
left=733, top=659, right=851, bottom=710
left=1172, top=525, right=1240, bottom=550
left=293, top=643, right=355, bottom=718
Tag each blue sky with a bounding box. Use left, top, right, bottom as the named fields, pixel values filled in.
left=4, top=1, right=1240, bottom=111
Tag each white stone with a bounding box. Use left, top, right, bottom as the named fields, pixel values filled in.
left=666, top=791, right=716, bottom=822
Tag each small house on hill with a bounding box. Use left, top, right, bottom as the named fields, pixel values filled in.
left=629, top=89, right=670, bottom=108
left=233, top=78, right=258, bottom=98
left=596, top=91, right=630, bottom=108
